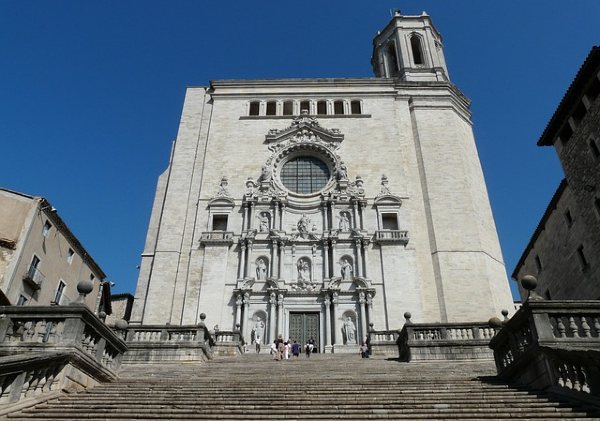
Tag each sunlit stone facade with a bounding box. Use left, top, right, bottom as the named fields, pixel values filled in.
left=131, top=12, right=514, bottom=352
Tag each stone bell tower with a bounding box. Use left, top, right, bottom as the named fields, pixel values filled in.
left=371, top=10, right=449, bottom=81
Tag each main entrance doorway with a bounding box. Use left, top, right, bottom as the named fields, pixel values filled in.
left=289, top=312, right=320, bottom=352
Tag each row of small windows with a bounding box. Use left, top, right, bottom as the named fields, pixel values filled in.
left=248, top=99, right=362, bottom=117
left=534, top=243, right=590, bottom=274
left=559, top=76, right=600, bottom=143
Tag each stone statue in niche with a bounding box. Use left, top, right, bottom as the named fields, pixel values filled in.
left=257, top=212, right=270, bottom=232
left=343, top=316, right=357, bottom=344
left=297, top=214, right=311, bottom=239
left=215, top=176, right=231, bottom=197
left=297, top=258, right=311, bottom=285
left=340, top=258, right=353, bottom=281
left=252, top=317, right=265, bottom=343
left=255, top=258, right=267, bottom=280
left=338, top=212, right=350, bottom=231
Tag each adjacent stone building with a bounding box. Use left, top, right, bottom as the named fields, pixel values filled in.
left=132, top=11, right=514, bottom=351
left=0, top=188, right=110, bottom=312
left=514, top=46, right=600, bottom=300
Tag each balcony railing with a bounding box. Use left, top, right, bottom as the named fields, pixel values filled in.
left=199, top=231, right=234, bottom=246
left=373, top=230, right=409, bottom=245
left=22, top=265, right=45, bottom=290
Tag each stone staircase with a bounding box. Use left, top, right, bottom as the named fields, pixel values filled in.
left=6, top=354, right=600, bottom=420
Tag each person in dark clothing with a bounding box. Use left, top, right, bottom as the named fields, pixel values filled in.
left=291, top=340, right=301, bottom=357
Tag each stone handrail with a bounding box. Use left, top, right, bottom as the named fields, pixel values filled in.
left=398, top=321, right=498, bottom=361
left=489, top=300, right=600, bottom=404
left=214, top=330, right=241, bottom=343
left=0, top=306, right=127, bottom=411
left=199, top=231, right=235, bottom=245
left=373, top=230, right=409, bottom=245
left=0, top=305, right=127, bottom=371
left=124, top=325, right=213, bottom=345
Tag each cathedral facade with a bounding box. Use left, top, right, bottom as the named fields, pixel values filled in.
left=131, top=12, right=514, bottom=352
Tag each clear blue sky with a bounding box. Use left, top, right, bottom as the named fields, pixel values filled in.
left=1, top=1, right=598, bottom=300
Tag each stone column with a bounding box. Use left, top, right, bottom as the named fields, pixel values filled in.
left=277, top=294, right=284, bottom=338
left=330, top=202, right=336, bottom=230
left=324, top=295, right=332, bottom=348
left=323, top=241, right=330, bottom=279
left=278, top=241, right=284, bottom=279
left=366, top=293, right=373, bottom=329
left=272, top=203, right=278, bottom=231
left=243, top=203, right=249, bottom=230
left=359, top=201, right=365, bottom=230
left=321, top=203, right=328, bottom=231
left=311, top=244, right=317, bottom=282
left=352, top=200, right=359, bottom=230
left=242, top=292, right=250, bottom=343
left=279, top=204, right=285, bottom=231
left=362, top=239, right=369, bottom=278
left=271, top=240, right=278, bottom=278
left=332, top=292, right=341, bottom=345
left=235, top=294, right=243, bottom=329
left=355, top=239, right=363, bottom=277
left=238, top=242, right=246, bottom=279
left=359, top=292, right=367, bottom=344
left=331, top=240, right=337, bottom=277
left=244, top=240, right=253, bottom=278
left=269, top=292, right=277, bottom=343
left=248, top=203, right=255, bottom=230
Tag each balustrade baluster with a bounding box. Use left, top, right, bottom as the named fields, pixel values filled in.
left=581, top=317, right=592, bottom=337
left=568, top=316, right=579, bottom=338
left=556, top=317, right=567, bottom=338
left=593, top=317, right=600, bottom=337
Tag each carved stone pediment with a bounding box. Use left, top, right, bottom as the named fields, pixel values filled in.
left=266, top=112, right=344, bottom=149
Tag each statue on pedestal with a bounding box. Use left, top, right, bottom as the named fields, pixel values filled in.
left=343, top=317, right=357, bottom=344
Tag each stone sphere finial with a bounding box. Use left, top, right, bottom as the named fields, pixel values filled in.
left=520, top=275, right=543, bottom=301
left=235, top=323, right=240, bottom=331
left=488, top=317, right=503, bottom=328
left=99, top=311, right=107, bottom=322
left=501, top=309, right=509, bottom=319
left=403, top=312, right=412, bottom=324
left=72, top=280, right=94, bottom=305
left=520, top=275, right=537, bottom=291
left=115, top=319, right=128, bottom=330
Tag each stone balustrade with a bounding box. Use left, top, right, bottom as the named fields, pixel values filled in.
left=213, top=330, right=243, bottom=357
left=397, top=313, right=499, bottom=361
left=368, top=329, right=400, bottom=356
left=489, top=299, right=600, bottom=405
left=0, top=305, right=127, bottom=412
left=373, top=230, right=409, bottom=245
left=199, top=231, right=235, bottom=246
left=119, top=322, right=215, bottom=364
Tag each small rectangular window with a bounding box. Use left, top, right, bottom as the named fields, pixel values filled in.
left=266, top=101, right=276, bottom=116
left=559, top=124, right=573, bottom=144
left=589, top=138, right=600, bottom=160
left=564, top=209, right=573, bottom=228
left=334, top=100, right=344, bottom=115
left=249, top=101, right=260, bottom=116
left=283, top=101, right=293, bottom=116
left=54, top=280, right=66, bottom=304
left=43, top=221, right=52, bottom=237
left=67, top=248, right=75, bottom=264
left=212, top=215, right=228, bottom=231
left=534, top=255, right=542, bottom=274
left=381, top=213, right=398, bottom=230
left=317, top=101, right=327, bottom=115
left=350, top=100, right=361, bottom=115
left=90, top=274, right=95, bottom=281
left=17, top=295, right=28, bottom=306
left=544, top=289, right=552, bottom=300
left=576, top=245, right=589, bottom=270
left=300, top=101, right=310, bottom=113
left=27, top=255, right=40, bottom=279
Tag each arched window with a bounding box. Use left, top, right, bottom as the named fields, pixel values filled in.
left=411, top=35, right=424, bottom=65
left=283, top=101, right=293, bottom=116
left=387, top=43, right=399, bottom=76
left=333, top=100, right=344, bottom=115
left=249, top=101, right=260, bottom=116
left=317, top=100, right=327, bottom=115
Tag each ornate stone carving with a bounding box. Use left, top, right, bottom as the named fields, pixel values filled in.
left=340, top=258, right=353, bottom=281
left=343, top=316, right=357, bottom=345
left=338, top=211, right=351, bottom=231
left=215, top=176, right=232, bottom=198
left=292, top=257, right=316, bottom=291
left=257, top=212, right=270, bottom=232
left=326, top=277, right=341, bottom=290
left=255, top=258, right=267, bottom=280
left=297, top=214, right=312, bottom=239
